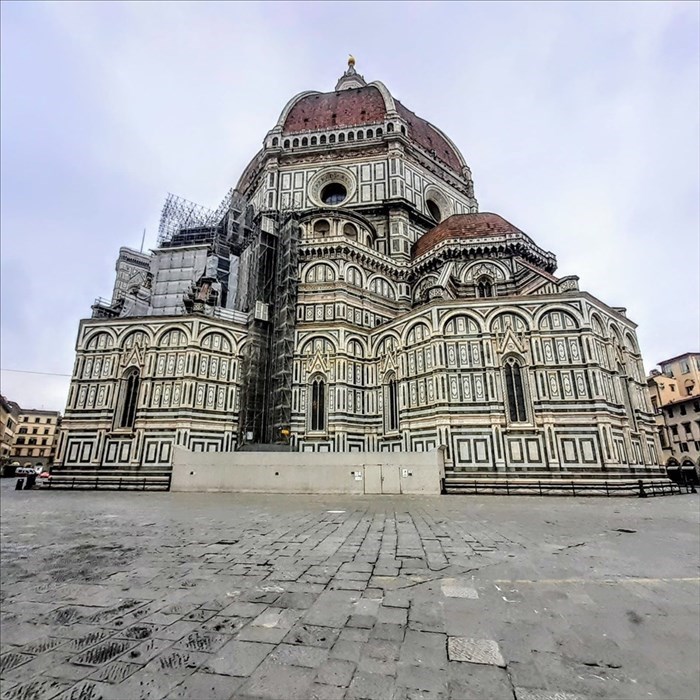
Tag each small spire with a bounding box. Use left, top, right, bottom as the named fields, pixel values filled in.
left=348, top=54, right=356, bottom=68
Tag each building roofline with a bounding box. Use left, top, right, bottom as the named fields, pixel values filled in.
left=657, top=351, right=700, bottom=365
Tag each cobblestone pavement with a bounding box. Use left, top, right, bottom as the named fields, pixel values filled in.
left=1, top=482, right=698, bottom=700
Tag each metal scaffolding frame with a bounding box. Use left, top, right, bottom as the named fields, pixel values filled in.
left=237, top=209, right=300, bottom=447
left=157, top=189, right=299, bottom=449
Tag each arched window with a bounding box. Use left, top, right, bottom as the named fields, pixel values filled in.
left=272, top=137, right=279, bottom=147
left=366, top=129, right=373, bottom=138
left=477, top=276, right=494, bottom=298
left=320, top=135, right=326, bottom=145
left=347, top=131, right=354, bottom=141
left=400, top=125, right=406, bottom=135
left=313, top=220, right=330, bottom=237
left=310, top=136, right=317, bottom=145
left=301, top=137, right=308, bottom=146
left=503, top=358, right=527, bottom=423
left=387, top=123, right=395, bottom=132
left=384, top=374, right=399, bottom=432
left=338, top=133, right=345, bottom=143
left=283, top=139, right=290, bottom=148
left=292, top=138, right=299, bottom=147
left=310, top=376, right=326, bottom=431
left=376, top=128, right=383, bottom=137
left=329, top=134, right=336, bottom=144
left=357, top=130, right=364, bottom=140
left=343, top=222, right=357, bottom=239
left=116, top=367, right=140, bottom=429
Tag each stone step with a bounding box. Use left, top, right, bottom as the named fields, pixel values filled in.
left=445, top=470, right=668, bottom=480
left=444, top=476, right=684, bottom=497
left=43, top=472, right=171, bottom=491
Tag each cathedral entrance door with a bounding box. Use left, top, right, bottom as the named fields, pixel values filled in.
left=364, top=464, right=382, bottom=494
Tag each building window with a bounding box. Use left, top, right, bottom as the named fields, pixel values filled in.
left=384, top=374, right=399, bottom=432
left=651, top=396, right=658, bottom=411
left=321, top=183, right=347, bottom=205
left=671, top=425, right=679, bottom=436
left=667, top=407, right=674, bottom=418
left=477, top=276, right=494, bottom=298
left=117, top=368, right=140, bottom=430
left=693, top=401, right=700, bottom=412
left=504, top=357, right=528, bottom=423
left=681, top=361, right=690, bottom=373
left=680, top=442, right=689, bottom=452
left=680, top=405, right=687, bottom=415
left=310, top=377, right=326, bottom=432
left=426, top=199, right=441, bottom=222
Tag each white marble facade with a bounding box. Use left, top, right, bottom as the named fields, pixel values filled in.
left=56, top=62, right=660, bottom=472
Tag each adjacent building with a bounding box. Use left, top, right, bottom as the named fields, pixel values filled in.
left=55, top=60, right=661, bottom=476
left=0, top=395, right=20, bottom=468
left=647, top=352, right=700, bottom=475
left=11, top=408, right=62, bottom=469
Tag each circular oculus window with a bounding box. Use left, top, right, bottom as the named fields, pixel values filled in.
left=308, top=167, right=356, bottom=208
left=321, top=183, right=347, bottom=205
left=426, top=199, right=441, bottom=222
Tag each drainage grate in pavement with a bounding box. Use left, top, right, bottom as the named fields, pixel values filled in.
left=64, top=630, right=113, bottom=652
left=71, top=640, right=134, bottom=667
left=2, top=677, right=72, bottom=700
left=0, top=652, right=33, bottom=674
left=157, top=650, right=202, bottom=672
left=21, top=637, right=66, bottom=655
left=89, top=660, right=141, bottom=684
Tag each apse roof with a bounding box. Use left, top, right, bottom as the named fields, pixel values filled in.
left=412, top=213, right=526, bottom=259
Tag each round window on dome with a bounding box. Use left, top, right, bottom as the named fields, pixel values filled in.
left=321, top=183, right=347, bottom=205
left=427, top=199, right=441, bottom=222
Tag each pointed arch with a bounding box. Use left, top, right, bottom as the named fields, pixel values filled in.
left=503, top=355, right=528, bottom=423
left=115, top=367, right=140, bottom=430
left=383, top=370, right=400, bottom=433
left=308, top=373, right=327, bottom=432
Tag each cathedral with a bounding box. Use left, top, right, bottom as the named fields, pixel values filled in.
left=55, top=59, right=661, bottom=476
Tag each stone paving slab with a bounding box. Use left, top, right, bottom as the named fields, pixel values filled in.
left=1, top=484, right=698, bottom=699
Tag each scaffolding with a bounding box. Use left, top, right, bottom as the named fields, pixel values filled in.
left=237, top=210, right=300, bottom=447
left=157, top=189, right=255, bottom=253
left=269, top=214, right=301, bottom=442
left=157, top=189, right=299, bottom=448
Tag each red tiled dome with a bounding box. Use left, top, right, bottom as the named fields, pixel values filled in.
left=281, top=86, right=463, bottom=174
left=283, top=86, right=386, bottom=133
left=412, top=213, right=524, bottom=258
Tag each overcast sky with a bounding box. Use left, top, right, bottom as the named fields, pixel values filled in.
left=1, top=0, right=698, bottom=412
